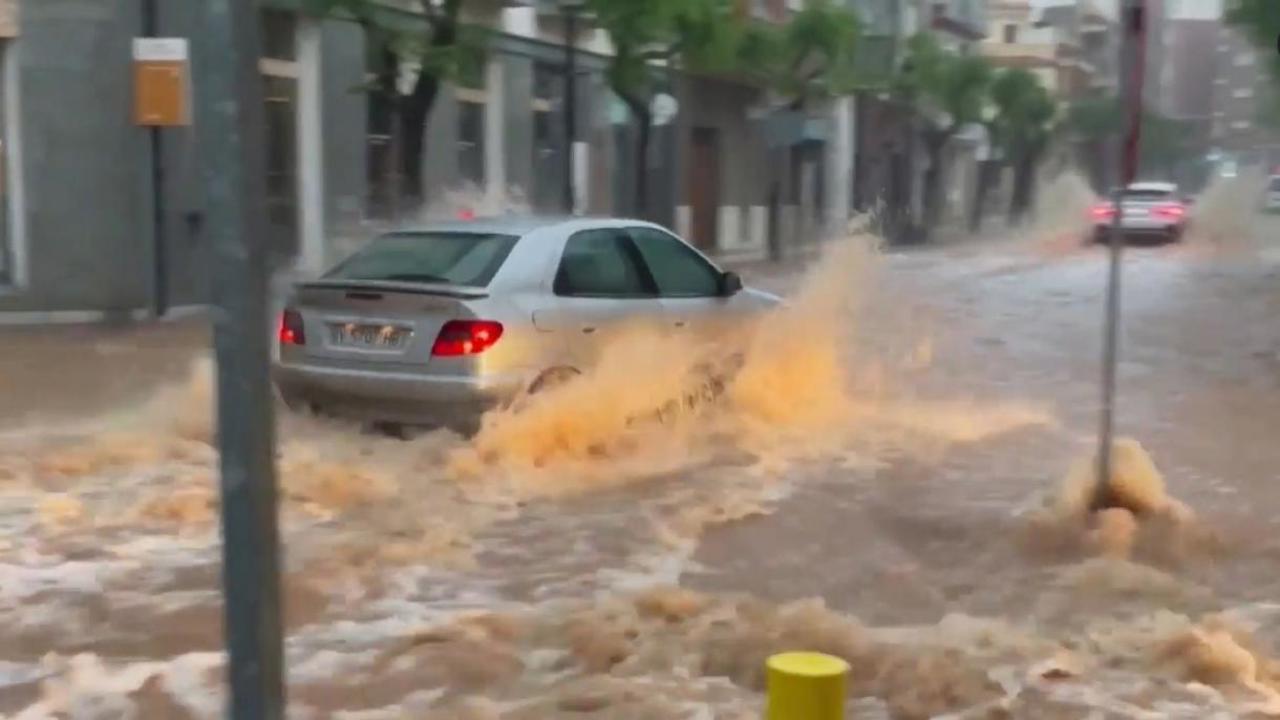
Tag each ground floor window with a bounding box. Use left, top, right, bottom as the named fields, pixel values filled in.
left=259, top=8, right=299, bottom=264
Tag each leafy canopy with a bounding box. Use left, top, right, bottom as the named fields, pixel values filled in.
left=989, top=68, right=1056, bottom=157
left=899, top=32, right=993, bottom=131
left=747, top=0, right=860, bottom=103
left=586, top=0, right=738, bottom=106
left=301, top=0, right=488, bottom=92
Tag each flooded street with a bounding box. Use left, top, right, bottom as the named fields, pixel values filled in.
left=4, top=209, right=1280, bottom=718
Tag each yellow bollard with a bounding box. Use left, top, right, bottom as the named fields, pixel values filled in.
left=765, top=651, right=849, bottom=720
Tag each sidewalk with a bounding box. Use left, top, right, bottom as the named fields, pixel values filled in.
left=0, top=317, right=209, bottom=430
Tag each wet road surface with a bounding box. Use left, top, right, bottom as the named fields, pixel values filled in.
left=3, top=218, right=1280, bottom=718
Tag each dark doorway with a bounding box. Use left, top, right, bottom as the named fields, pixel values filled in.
left=687, top=127, right=720, bottom=251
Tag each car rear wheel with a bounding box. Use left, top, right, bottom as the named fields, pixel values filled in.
left=527, top=366, right=582, bottom=395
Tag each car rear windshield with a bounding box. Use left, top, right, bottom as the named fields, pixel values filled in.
left=326, top=231, right=519, bottom=287
left=1122, top=189, right=1175, bottom=200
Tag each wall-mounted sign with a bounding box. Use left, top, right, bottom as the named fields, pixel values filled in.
left=133, top=38, right=190, bottom=127
left=0, top=0, right=18, bottom=38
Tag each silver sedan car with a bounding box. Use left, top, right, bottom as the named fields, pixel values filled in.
left=273, top=216, right=781, bottom=433
left=1090, top=181, right=1190, bottom=244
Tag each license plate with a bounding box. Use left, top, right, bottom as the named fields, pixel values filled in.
left=328, top=323, right=411, bottom=349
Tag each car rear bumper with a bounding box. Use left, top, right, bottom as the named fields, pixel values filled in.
left=1094, top=222, right=1184, bottom=239
left=273, top=361, right=526, bottom=431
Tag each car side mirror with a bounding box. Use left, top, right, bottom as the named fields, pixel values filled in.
left=720, top=271, right=743, bottom=297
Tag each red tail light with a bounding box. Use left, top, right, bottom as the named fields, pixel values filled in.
left=1090, top=202, right=1116, bottom=220
left=431, top=320, right=503, bottom=356
left=1151, top=203, right=1185, bottom=219
left=278, top=309, right=305, bottom=346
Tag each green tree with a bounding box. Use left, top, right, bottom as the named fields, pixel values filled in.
left=898, top=33, right=994, bottom=228
left=1064, top=94, right=1195, bottom=188
left=732, top=0, right=861, bottom=107
left=586, top=0, right=739, bottom=218
left=732, top=0, right=859, bottom=254
left=302, top=0, right=488, bottom=204
left=989, top=68, right=1056, bottom=224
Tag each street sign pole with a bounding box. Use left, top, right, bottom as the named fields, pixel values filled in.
left=562, top=2, right=579, bottom=215
left=1096, top=0, right=1147, bottom=507
left=194, top=0, right=286, bottom=717
left=141, top=0, right=167, bottom=318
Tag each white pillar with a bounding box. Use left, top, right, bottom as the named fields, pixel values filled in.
left=3, top=39, right=26, bottom=287
left=826, top=96, right=854, bottom=230
left=483, top=56, right=506, bottom=206
left=296, top=17, right=326, bottom=276
left=572, top=141, right=588, bottom=215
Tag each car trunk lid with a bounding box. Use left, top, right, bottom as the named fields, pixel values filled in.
left=290, top=279, right=486, bottom=369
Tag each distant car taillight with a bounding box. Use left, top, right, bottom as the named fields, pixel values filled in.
left=1151, top=203, right=1186, bottom=220
left=1090, top=203, right=1116, bottom=220
left=279, top=309, right=306, bottom=346
left=431, top=320, right=504, bottom=356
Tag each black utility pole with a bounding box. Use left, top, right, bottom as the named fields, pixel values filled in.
left=562, top=3, right=579, bottom=215
left=142, top=0, right=168, bottom=317
left=195, top=0, right=286, bottom=717
left=1096, top=0, right=1147, bottom=505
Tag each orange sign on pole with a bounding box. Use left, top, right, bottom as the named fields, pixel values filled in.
left=133, top=38, right=190, bottom=127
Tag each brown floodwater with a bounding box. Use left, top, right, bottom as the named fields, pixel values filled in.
left=4, top=176, right=1280, bottom=718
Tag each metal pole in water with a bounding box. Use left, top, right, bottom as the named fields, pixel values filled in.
left=1097, top=0, right=1148, bottom=505
left=195, top=0, right=286, bottom=717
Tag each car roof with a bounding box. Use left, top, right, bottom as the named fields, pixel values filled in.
left=1126, top=181, right=1178, bottom=192
left=391, top=214, right=668, bottom=237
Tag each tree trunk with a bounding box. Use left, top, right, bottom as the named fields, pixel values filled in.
left=395, top=6, right=458, bottom=206
left=922, top=129, right=949, bottom=231
left=618, top=92, right=653, bottom=219
left=636, top=111, right=652, bottom=219
left=398, top=77, right=440, bottom=205
left=969, top=160, right=992, bottom=233
left=1008, top=152, right=1036, bottom=225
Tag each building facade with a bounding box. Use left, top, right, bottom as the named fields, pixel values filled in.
left=983, top=1, right=1113, bottom=102
left=0, top=0, right=998, bottom=321
left=1211, top=24, right=1280, bottom=171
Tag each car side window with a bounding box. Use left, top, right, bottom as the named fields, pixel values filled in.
left=627, top=228, right=722, bottom=297
left=554, top=229, right=654, bottom=297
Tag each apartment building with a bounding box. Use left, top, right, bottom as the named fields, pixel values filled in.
left=1211, top=24, right=1280, bottom=169
left=983, top=1, right=1113, bottom=102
